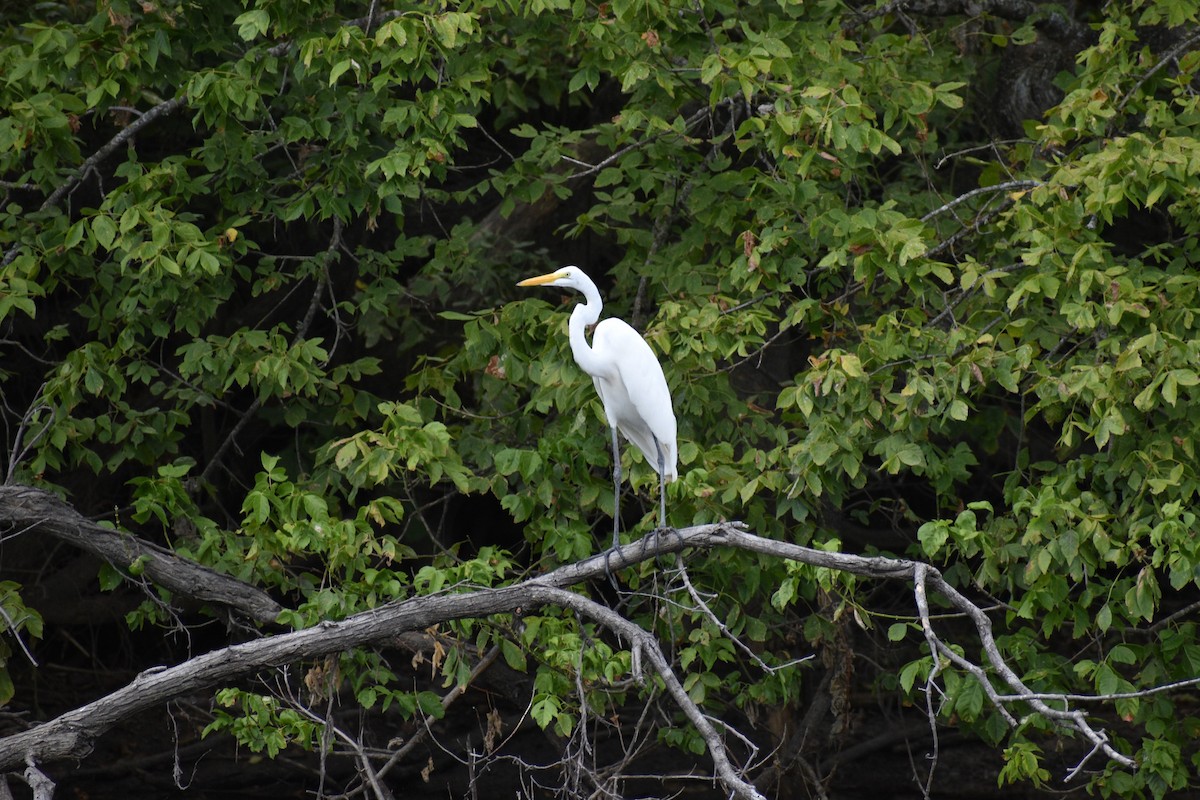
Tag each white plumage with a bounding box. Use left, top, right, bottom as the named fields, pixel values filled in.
left=589, top=317, right=678, bottom=482
left=519, top=266, right=677, bottom=543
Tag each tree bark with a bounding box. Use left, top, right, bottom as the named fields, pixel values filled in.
left=0, top=484, right=282, bottom=624
left=0, top=519, right=1137, bottom=788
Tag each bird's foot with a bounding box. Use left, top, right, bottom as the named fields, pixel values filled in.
left=648, top=524, right=678, bottom=548
left=601, top=543, right=623, bottom=588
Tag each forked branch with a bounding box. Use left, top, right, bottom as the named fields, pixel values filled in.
left=0, top=520, right=1142, bottom=792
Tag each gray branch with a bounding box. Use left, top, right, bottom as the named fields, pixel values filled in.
left=0, top=519, right=1142, bottom=789
left=0, top=485, right=282, bottom=624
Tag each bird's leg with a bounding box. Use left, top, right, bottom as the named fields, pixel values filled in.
left=656, top=439, right=667, bottom=530
left=610, top=425, right=622, bottom=550
left=651, top=435, right=669, bottom=557
left=601, top=425, right=622, bottom=586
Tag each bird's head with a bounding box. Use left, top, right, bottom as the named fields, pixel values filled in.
left=517, top=266, right=587, bottom=291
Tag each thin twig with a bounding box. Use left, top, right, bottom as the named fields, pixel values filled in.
left=4, top=394, right=51, bottom=485
left=286, top=693, right=394, bottom=800
left=198, top=217, right=342, bottom=486
left=913, top=564, right=945, bottom=797
left=994, top=675, right=1200, bottom=704
left=920, top=180, right=1042, bottom=223
left=548, top=587, right=766, bottom=800
left=673, top=561, right=811, bottom=674
left=0, top=602, right=38, bottom=668
left=923, top=198, right=1016, bottom=259
left=562, top=104, right=712, bottom=180
left=1112, top=29, right=1200, bottom=120
left=361, top=643, right=503, bottom=788
left=921, top=566, right=1135, bottom=773
left=934, top=139, right=1030, bottom=170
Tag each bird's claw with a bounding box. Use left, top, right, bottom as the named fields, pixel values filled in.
left=601, top=543, right=623, bottom=588
left=647, top=524, right=678, bottom=547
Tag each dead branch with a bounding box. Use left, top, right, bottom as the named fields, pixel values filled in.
left=547, top=586, right=765, bottom=800
left=0, top=548, right=765, bottom=799
left=0, top=520, right=1147, bottom=790
left=919, top=180, right=1043, bottom=223
left=1112, top=28, right=1200, bottom=121
left=375, top=643, right=503, bottom=778
left=0, top=485, right=282, bottom=624
left=688, top=526, right=1137, bottom=774
left=915, top=563, right=1135, bottom=778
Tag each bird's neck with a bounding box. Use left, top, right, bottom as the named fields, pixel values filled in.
left=567, top=286, right=604, bottom=375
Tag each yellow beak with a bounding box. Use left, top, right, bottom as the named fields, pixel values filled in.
left=517, top=270, right=567, bottom=287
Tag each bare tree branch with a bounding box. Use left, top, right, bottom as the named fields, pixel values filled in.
left=920, top=180, right=1042, bottom=223
left=691, top=526, right=1137, bottom=774
left=21, top=759, right=53, bottom=800
left=3, top=393, right=51, bottom=485
left=0, top=485, right=282, bottom=624
left=0, top=520, right=1148, bottom=790
left=916, top=563, right=1135, bottom=775
left=373, top=643, right=503, bottom=780
left=0, top=601, right=37, bottom=668
left=551, top=587, right=765, bottom=800
left=0, top=547, right=760, bottom=798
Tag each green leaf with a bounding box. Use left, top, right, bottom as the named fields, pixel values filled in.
left=0, top=668, right=13, bottom=706
left=917, top=520, right=949, bottom=557
left=98, top=562, right=123, bottom=591
left=770, top=578, right=797, bottom=611
left=899, top=659, right=925, bottom=694
left=500, top=638, right=527, bottom=672
left=954, top=678, right=984, bottom=720
left=92, top=215, right=116, bottom=250
left=234, top=9, right=269, bottom=41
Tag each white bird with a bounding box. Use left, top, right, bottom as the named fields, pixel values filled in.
left=518, top=266, right=677, bottom=548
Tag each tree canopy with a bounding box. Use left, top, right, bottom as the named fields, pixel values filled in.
left=3, top=0, right=1200, bottom=797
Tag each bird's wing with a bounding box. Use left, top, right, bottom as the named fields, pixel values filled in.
left=593, top=319, right=678, bottom=481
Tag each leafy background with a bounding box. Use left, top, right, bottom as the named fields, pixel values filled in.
left=3, top=0, right=1200, bottom=796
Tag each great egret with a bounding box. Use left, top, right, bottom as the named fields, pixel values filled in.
left=518, top=266, right=677, bottom=548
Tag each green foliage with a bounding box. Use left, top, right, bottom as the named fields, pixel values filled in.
left=1000, top=741, right=1051, bottom=788
left=6, top=0, right=1200, bottom=794
left=0, top=583, right=42, bottom=707
left=205, top=688, right=321, bottom=757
